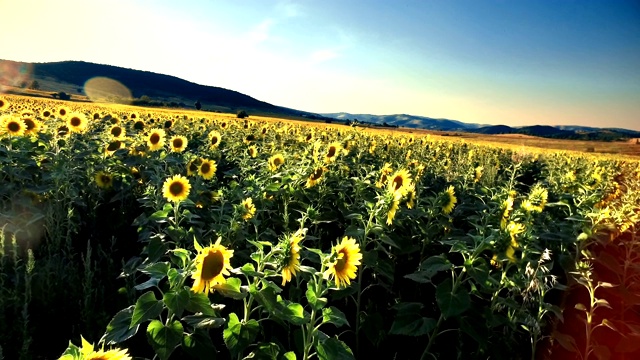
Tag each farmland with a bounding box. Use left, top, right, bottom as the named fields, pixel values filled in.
left=1, top=94, right=639, bottom=360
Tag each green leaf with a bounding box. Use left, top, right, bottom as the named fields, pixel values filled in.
left=420, top=255, right=453, bottom=275
left=102, top=306, right=139, bottom=345
left=281, top=351, right=296, bottom=360
left=246, top=342, right=281, bottom=359
left=131, top=291, right=164, bottom=328
left=250, top=284, right=279, bottom=315
left=146, top=236, right=168, bottom=263
left=168, top=268, right=186, bottom=289
left=436, top=278, right=470, bottom=319
left=223, top=313, right=260, bottom=358
left=315, top=337, right=354, bottom=360
left=389, top=302, right=436, bottom=336
left=170, top=248, right=190, bottom=268
left=149, top=209, right=171, bottom=222
left=182, top=330, right=217, bottom=360
left=185, top=291, right=217, bottom=316
left=182, top=314, right=226, bottom=329
left=322, top=307, right=349, bottom=328
left=306, top=282, right=327, bottom=311
left=239, top=263, right=263, bottom=278
left=214, top=277, right=247, bottom=299
left=163, top=287, right=190, bottom=318
left=277, top=297, right=309, bottom=325
left=146, top=319, right=184, bottom=360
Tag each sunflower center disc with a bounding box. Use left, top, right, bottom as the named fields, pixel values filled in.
left=334, top=250, right=348, bottom=272
left=150, top=134, right=160, bottom=144
left=174, top=139, right=183, bottom=148
left=201, top=250, right=224, bottom=280
left=71, top=118, right=81, bottom=126
left=8, top=122, right=20, bottom=132
left=169, top=182, right=184, bottom=196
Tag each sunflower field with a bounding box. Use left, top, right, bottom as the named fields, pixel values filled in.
left=1, top=94, right=640, bottom=360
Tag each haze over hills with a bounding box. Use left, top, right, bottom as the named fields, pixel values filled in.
left=323, top=112, right=640, bottom=141
left=1, top=59, right=638, bottom=141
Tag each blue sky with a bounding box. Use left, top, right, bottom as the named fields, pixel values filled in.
left=2, top=0, right=639, bottom=129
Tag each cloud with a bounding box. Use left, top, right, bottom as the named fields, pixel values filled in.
left=248, top=18, right=276, bottom=44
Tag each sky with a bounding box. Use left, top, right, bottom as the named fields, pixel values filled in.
left=1, top=0, right=639, bottom=130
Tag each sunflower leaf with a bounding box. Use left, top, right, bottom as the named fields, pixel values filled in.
left=182, top=314, right=226, bottom=329
left=306, top=283, right=327, bottom=311
left=163, top=287, right=190, bottom=318
left=436, top=278, right=470, bottom=319
left=101, top=305, right=138, bottom=345
left=214, top=278, right=247, bottom=300
left=315, top=337, right=354, bottom=360
left=186, top=291, right=217, bottom=316
left=146, top=319, right=183, bottom=360
left=223, top=313, right=260, bottom=358
left=182, top=330, right=217, bottom=360
left=131, top=291, right=164, bottom=329
left=322, top=306, right=349, bottom=328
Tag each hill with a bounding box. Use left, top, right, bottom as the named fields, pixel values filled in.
left=0, top=59, right=318, bottom=118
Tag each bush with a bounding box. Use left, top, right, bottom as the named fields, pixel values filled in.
left=237, top=110, right=248, bottom=119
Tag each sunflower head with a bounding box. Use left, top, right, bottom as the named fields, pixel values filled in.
left=187, top=158, right=202, bottom=176
left=79, top=335, right=132, bottom=360
left=1, top=115, right=26, bottom=137
left=133, top=120, right=145, bottom=131
left=95, top=171, right=114, bottom=189
left=22, top=116, right=41, bottom=135
left=240, top=198, right=256, bottom=221
left=323, top=237, right=363, bottom=288
left=170, top=135, right=188, bottom=153
left=442, top=185, right=457, bottom=215
left=198, top=159, right=217, bottom=180
left=325, top=142, right=341, bottom=163
left=388, top=169, right=412, bottom=198
left=147, top=128, right=166, bottom=151
left=192, top=237, right=234, bottom=294
left=268, top=153, right=285, bottom=172
left=306, top=166, right=328, bottom=188
left=247, top=145, right=258, bottom=158
left=279, top=228, right=306, bottom=286
left=110, top=125, right=124, bottom=138
left=106, top=140, right=125, bottom=155
left=162, top=174, right=191, bottom=203
left=208, top=130, right=221, bottom=148
left=0, top=97, right=9, bottom=111
left=67, top=113, right=88, bottom=133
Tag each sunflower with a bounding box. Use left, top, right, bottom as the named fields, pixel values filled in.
left=162, top=174, right=191, bottom=203
left=442, top=185, right=457, bottom=215
left=109, top=125, right=125, bottom=139
left=243, top=134, right=256, bottom=144
left=474, top=166, right=484, bottom=183
left=240, top=198, right=256, bottom=221
left=280, top=229, right=305, bottom=286
left=95, top=171, right=114, bottom=189
left=192, top=237, right=234, bottom=294
left=79, top=335, right=132, bottom=360
left=208, top=130, right=221, bottom=148
left=387, top=198, right=400, bottom=225
left=406, top=186, right=416, bottom=209
left=198, top=159, right=217, bottom=180
left=505, top=221, right=525, bottom=262
left=0, top=97, right=9, bottom=111
left=325, top=142, right=341, bottom=163
left=323, top=237, right=363, bottom=288
left=105, top=140, right=125, bottom=155
left=247, top=145, right=258, bottom=158
left=376, top=163, right=393, bottom=188
left=187, top=158, right=202, bottom=176
left=526, top=185, right=548, bottom=213
left=147, top=129, right=166, bottom=151
left=268, top=153, right=285, bottom=172
left=58, top=107, right=69, bottom=118
left=133, top=120, right=145, bottom=131
left=388, top=169, right=412, bottom=198
left=22, top=116, right=42, bottom=135
left=1, top=115, right=26, bottom=137
left=170, top=135, right=188, bottom=153
left=306, top=166, right=328, bottom=188
left=67, top=113, right=88, bottom=133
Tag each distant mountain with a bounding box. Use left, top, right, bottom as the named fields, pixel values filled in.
left=0, top=59, right=317, bottom=118
left=322, top=112, right=487, bottom=130
left=323, top=112, right=640, bottom=141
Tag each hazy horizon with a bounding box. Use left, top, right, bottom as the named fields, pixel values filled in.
left=1, top=0, right=639, bottom=130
